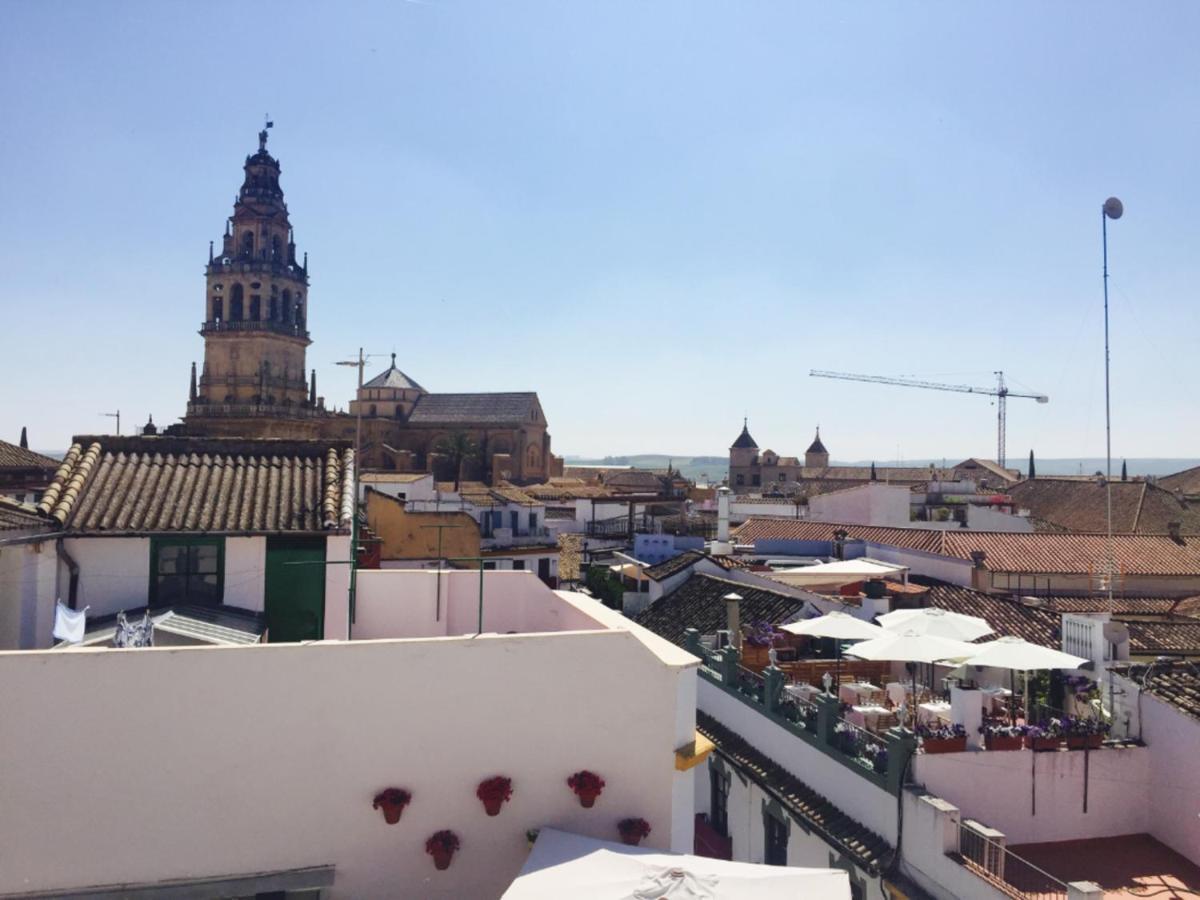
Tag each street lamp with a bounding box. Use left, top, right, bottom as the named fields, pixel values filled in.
left=1102, top=197, right=1123, bottom=612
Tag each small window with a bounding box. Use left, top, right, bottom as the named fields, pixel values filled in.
left=151, top=538, right=223, bottom=606
left=735, top=474, right=745, bottom=486
left=752, top=474, right=761, bottom=487
left=529, top=511, right=538, bottom=531
left=512, top=560, right=525, bottom=570
left=779, top=473, right=787, bottom=482
left=483, top=561, right=497, bottom=570
left=764, top=812, right=788, bottom=866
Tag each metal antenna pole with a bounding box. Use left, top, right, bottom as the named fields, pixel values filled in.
left=995, top=371, right=1007, bottom=468
left=1103, top=209, right=1114, bottom=613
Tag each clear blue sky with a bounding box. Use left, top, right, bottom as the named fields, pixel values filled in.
left=2, top=1, right=1197, bottom=462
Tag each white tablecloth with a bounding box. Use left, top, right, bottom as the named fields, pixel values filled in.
left=839, top=682, right=883, bottom=705
left=917, top=701, right=952, bottom=725
left=785, top=683, right=822, bottom=702
left=847, top=705, right=893, bottom=731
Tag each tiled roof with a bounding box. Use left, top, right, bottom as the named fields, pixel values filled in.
left=360, top=472, right=430, bottom=484
left=602, top=470, right=664, bottom=492
left=952, top=458, right=1022, bottom=483
left=643, top=550, right=706, bottom=582
left=557, top=532, right=582, bottom=582
left=0, top=439, right=59, bottom=471
left=524, top=478, right=613, bottom=500
left=407, top=392, right=539, bottom=426
left=36, top=436, right=354, bottom=534
left=696, top=711, right=892, bottom=875
left=731, top=423, right=758, bottom=449
left=1111, top=662, right=1200, bottom=721
left=492, top=482, right=539, bottom=505
left=361, top=356, right=425, bottom=392
left=634, top=572, right=806, bottom=646
left=1008, top=478, right=1200, bottom=534
left=452, top=480, right=541, bottom=507
left=911, top=577, right=1061, bottom=647
left=0, top=497, right=52, bottom=532
left=806, top=430, right=827, bottom=454
left=1158, top=465, right=1200, bottom=498
left=734, top=518, right=946, bottom=553
left=736, top=518, right=1200, bottom=576
left=1036, top=595, right=1183, bottom=616
left=1123, top=621, right=1200, bottom=656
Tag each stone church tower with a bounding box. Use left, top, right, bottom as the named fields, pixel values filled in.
left=185, top=127, right=324, bottom=438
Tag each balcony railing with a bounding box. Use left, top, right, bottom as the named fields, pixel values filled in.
left=200, top=320, right=310, bottom=340
left=956, top=822, right=1068, bottom=900
left=187, top=401, right=328, bottom=419
left=683, top=629, right=915, bottom=794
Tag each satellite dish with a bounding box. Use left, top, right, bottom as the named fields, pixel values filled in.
left=1103, top=197, right=1124, bottom=220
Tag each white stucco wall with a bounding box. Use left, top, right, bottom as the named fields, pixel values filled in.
left=0, top=627, right=696, bottom=899
left=64, top=536, right=151, bottom=619
left=0, top=541, right=57, bottom=650
left=223, top=536, right=266, bottom=612
left=913, top=744, right=1151, bottom=844
left=325, top=534, right=353, bottom=641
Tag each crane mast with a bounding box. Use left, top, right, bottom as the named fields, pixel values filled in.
left=808, top=369, right=1049, bottom=469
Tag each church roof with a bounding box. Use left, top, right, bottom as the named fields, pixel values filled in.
left=731, top=420, right=758, bottom=450
left=363, top=355, right=426, bottom=392
left=408, top=392, right=541, bottom=426
left=806, top=428, right=828, bottom=454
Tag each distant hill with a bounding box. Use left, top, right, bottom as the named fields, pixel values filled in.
left=562, top=455, right=1200, bottom=484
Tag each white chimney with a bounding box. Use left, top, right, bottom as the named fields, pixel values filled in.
left=717, top=486, right=731, bottom=541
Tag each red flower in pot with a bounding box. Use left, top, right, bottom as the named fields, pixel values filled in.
left=476, top=775, right=514, bottom=817
left=618, top=817, right=652, bottom=846
left=425, top=830, right=460, bottom=871
left=372, top=787, right=411, bottom=825
left=567, top=770, right=606, bottom=808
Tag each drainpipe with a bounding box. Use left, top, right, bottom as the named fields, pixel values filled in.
left=56, top=538, right=80, bottom=610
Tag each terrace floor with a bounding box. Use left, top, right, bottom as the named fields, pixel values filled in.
left=1010, top=834, right=1200, bottom=899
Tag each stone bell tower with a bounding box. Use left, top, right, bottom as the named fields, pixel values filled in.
left=185, top=126, right=322, bottom=436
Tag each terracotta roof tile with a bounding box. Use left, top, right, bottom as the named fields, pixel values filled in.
left=407, top=392, right=539, bottom=425
left=1009, top=478, right=1200, bottom=534
left=733, top=518, right=946, bottom=553
left=634, top=572, right=806, bottom=646
left=39, top=436, right=353, bottom=534
left=0, top=439, right=59, bottom=471
left=911, top=577, right=1061, bottom=647
left=0, top=497, right=52, bottom=532
left=1111, top=662, right=1200, bottom=721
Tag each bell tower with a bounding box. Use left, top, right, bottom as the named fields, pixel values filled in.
left=187, top=126, right=315, bottom=424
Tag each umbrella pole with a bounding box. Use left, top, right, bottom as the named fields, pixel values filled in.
left=1010, top=669, right=1016, bottom=727
left=911, top=666, right=918, bottom=729
left=835, top=641, right=841, bottom=693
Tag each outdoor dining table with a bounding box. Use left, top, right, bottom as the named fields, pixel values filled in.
left=846, top=705, right=895, bottom=732
left=917, top=701, right=953, bottom=725
left=785, top=683, right=823, bottom=702
left=838, top=681, right=884, bottom=706
left=980, top=686, right=1012, bottom=714
left=886, top=681, right=916, bottom=708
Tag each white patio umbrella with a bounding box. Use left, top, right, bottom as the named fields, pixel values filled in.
left=845, top=630, right=978, bottom=725
left=780, top=611, right=884, bottom=690
left=877, top=607, right=995, bottom=642
left=960, top=636, right=1089, bottom=725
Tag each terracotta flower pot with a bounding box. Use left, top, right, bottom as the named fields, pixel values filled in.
left=922, top=736, right=967, bottom=754
left=431, top=848, right=454, bottom=871
left=379, top=802, right=403, bottom=824
left=1030, top=736, right=1062, bottom=752
left=620, top=832, right=642, bottom=846
left=482, top=796, right=504, bottom=817
left=985, top=734, right=1025, bottom=752
left=578, top=789, right=600, bottom=809
left=372, top=789, right=411, bottom=824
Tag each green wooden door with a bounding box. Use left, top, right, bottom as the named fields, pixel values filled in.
left=265, top=537, right=326, bottom=643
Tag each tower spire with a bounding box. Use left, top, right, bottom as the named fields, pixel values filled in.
left=19, top=426, right=28, bottom=449
left=189, top=361, right=198, bottom=401
left=309, top=369, right=317, bottom=406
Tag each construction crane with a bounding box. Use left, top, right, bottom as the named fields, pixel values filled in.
left=808, top=370, right=1049, bottom=469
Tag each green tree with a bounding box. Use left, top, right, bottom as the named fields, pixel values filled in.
left=434, top=431, right=479, bottom=491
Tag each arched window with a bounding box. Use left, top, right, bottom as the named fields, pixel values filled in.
left=282, top=289, right=292, bottom=323
left=369, top=404, right=377, bottom=418
left=249, top=295, right=261, bottom=321
left=272, top=236, right=282, bottom=260
left=240, top=231, right=254, bottom=259
left=211, top=297, right=223, bottom=322
left=230, top=284, right=244, bottom=321
left=295, top=301, right=304, bottom=326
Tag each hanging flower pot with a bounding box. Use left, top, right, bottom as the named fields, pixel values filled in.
left=372, top=788, right=411, bottom=825
left=425, top=830, right=460, bottom=871
left=567, top=770, right=606, bottom=808
left=617, top=817, right=652, bottom=846
left=476, top=775, right=514, bottom=817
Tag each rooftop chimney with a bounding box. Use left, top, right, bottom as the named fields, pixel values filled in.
left=722, top=592, right=743, bottom=651
left=717, top=486, right=731, bottom=541
left=1168, top=521, right=1182, bottom=543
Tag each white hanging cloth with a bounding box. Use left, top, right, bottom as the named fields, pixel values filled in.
left=52, top=601, right=88, bottom=644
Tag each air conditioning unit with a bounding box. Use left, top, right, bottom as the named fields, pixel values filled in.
left=961, top=820, right=1006, bottom=880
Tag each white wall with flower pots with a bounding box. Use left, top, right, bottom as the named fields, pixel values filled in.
left=0, top=596, right=699, bottom=899
left=913, top=743, right=1151, bottom=844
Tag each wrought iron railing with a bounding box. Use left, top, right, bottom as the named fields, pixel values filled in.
left=200, top=320, right=310, bottom=340
left=957, top=823, right=1068, bottom=900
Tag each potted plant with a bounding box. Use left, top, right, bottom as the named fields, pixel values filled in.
left=425, top=830, right=460, bottom=871
left=861, top=741, right=889, bottom=774
left=917, top=722, right=967, bottom=754
left=1064, top=716, right=1109, bottom=750
left=372, top=787, right=411, bottom=825
left=1027, top=719, right=1064, bottom=752
left=981, top=723, right=1026, bottom=751
left=476, top=775, right=514, bottom=816
left=833, top=721, right=860, bottom=756
left=567, top=770, right=606, bottom=808
left=618, top=817, right=652, bottom=846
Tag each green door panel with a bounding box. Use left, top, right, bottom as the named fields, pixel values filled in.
left=265, top=537, right=326, bottom=642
